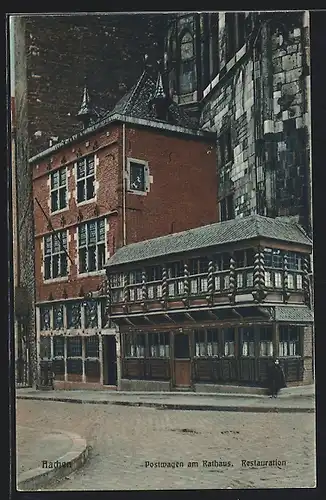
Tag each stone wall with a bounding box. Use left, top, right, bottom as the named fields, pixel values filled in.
left=198, top=12, right=311, bottom=233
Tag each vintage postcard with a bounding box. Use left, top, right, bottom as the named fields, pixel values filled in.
left=9, top=10, right=316, bottom=492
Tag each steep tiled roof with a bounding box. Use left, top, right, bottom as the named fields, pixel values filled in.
left=105, top=70, right=197, bottom=129
left=274, top=306, right=314, bottom=323
left=106, top=215, right=312, bottom=268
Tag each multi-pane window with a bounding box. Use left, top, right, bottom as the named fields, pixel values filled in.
left=129, top=270, right=143, bottom=284
left=44, top=231, right=68, bottom=280
left=129, top=161, right=146, bottom=192
left=145, top=266, right=163, bottom=282
left=67, top=302, right=81, bottom=329
left=246, top=272, right=253, bottom=287
left=259, top=327, right=273, bottom=357
left=279, top=326, right=301, bottom=357
left=274, top=272, right=283, bottom=288
left=264, top=248, right=283, bottom=268
left=110, top=273, right=124, bottom=303
left=223, top=328, right=235, bottom=356
left=51, top=168, right=67, bottom=212
left=149, top=332, right=169, bottom=357
left=84, top=300, right=98, bottom=328
left=237, top=273, right=243, bottom=288
left=167, top=261, right=183, bottom=278
left=194, top=329, right=218, bottom=357
left=40, top=305, right=51, bottom=330
left=124, top=333, right=145, bottom=358
left=85, top=336, right=99, bottom=358
left=189, top=257, right=209, bottom=275
left=76, top=155, right=95, bottom=203
left=67, top=337, right=82, bottom=357
left=40, top=336, right=51, bottom=359
left=78, top=218, right=105, bottom=273
left=240, top=327, right=255, bottom=357
left=53, top=337, right=65, bottom=357
left=53, top=304, right=64, bottom=329
left=286, top=252, right=302, bottom=271
left=213, top=252, right=230, bottom=271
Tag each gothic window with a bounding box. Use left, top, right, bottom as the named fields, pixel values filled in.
left=78, top=218, right=106, bottom=273
left=44, top=230, right=68, bottom=280
left=179, top=30, right=196, bottom=94
left=76, top=155, right=95, bottom=203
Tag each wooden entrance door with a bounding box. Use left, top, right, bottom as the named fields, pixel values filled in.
left=174, top=333, right=191, bottom=387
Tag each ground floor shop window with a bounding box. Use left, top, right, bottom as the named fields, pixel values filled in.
left=124, top=333, right=145, bottom=357
left=240, top=327, right=255, bottom=357
left=223, top=328, right=235, bottom=356
left=149, top=332, right=169, bottom=357
left=53, top=336, right=64, bottom=357
left=194, top=329, right=219, bottom=357
left=85, top=336, right=99, bottom=357
left=259, top=326, right=273, bottom=356
left=279, top=325, right=301, bottom=356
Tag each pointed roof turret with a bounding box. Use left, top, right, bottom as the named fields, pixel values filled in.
left=77, top=78, right=96, bottom=129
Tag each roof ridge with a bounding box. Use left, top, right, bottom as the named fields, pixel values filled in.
left=124, top=70, right=149, bottom=114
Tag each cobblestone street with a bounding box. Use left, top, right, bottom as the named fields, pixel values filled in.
left=16, top=399, right=316, bottom=490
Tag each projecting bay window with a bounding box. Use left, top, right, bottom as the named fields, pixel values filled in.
left=50, top=167, right=67, bottom=212
left=44, top=231, right=68, bottom=280
left=189, top=257, right=209, bottom=294
left=259, top=327, right=273, bottom=357
left=149, top=333, right=170, bottom=358
left=110, top=273, right=124, bottom=303
left=194, top=329, right=219, bottom=357
left=76, top=155, right=95, bottom=203
left=145, top=265, right=163, bottom=299
left=78, top=218, right=105, bottom=274
left=240, top=327, right=255, bottom=357
left=223, top=328, right=235, bottom=357
left=124, top=333, right=145, bottom=358
left=167, top=261, right=184, bottom=296
left=128, top=270, right=143, bottom=302
left=279, top=326, right=301, bottom=357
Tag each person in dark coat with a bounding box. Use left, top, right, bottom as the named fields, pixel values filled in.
left=267, top=359, right=286, bottom=398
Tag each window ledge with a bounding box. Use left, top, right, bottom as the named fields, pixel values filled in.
left=43, top=277, right=69, bottom=284
left=78, top=270, right=106, bottom=278
left=76, top=198, right=96, bottom=207
left=51, top=207, right=69, bottom=216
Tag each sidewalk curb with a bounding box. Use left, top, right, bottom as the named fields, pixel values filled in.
left=16, top=395, right=314, bottom=413
left=17, top=430, right=89, bottom=491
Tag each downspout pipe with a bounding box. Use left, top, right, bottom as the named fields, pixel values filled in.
left=122, top=123, right=127, bottom=246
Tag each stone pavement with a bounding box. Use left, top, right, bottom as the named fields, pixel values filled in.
left=16, top=424, right=88, bottom=490
left=16, top=384, right=315, bottom=413
left=16, top=398, right=316, bottom=490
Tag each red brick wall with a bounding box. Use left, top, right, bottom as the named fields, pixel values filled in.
left=33, top=124, right=122, bottom=302
left=33, top=122, right=218, bottom=302
left=124, top=126, right=218, bottom=245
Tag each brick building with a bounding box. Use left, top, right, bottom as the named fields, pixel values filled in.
left=30, top=62, right=217, bottom=389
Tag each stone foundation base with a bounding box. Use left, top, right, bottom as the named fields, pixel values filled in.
left=54, top=381, right=117, bottom=390
left=120, top=379, right=171, bottom=391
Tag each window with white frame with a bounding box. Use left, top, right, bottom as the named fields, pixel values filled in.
left=76, top=155, right=95, bottom=203
left=50, top=167, right=67, bottom=212
left=44, top=230, right=68, bottom=280
left=78, top=218, right=105, bottom=273
left=128, top=159, right=149, bottom=193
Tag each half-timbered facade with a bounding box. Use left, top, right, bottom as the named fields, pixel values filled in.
left=106, top=215, right=313, bottom=391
